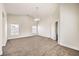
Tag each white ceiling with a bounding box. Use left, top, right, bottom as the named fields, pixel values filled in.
left=4, top=3, right=59, bottom=18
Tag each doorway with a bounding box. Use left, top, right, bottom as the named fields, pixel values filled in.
left=55, top=21, right=58, bottom=41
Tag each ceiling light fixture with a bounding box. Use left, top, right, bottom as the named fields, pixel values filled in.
left=34, top=18, right=40, bottom=22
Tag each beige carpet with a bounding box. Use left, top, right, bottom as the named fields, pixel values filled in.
left=2, top=35, right=79, bottom=56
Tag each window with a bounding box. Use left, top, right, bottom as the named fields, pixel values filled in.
left=10, top=24, right=19, bottom=35
left=32, top=25, right=37, bottom=34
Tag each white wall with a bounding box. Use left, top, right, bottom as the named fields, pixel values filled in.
left=7, top=15, right=34, bottom=39
left=0, top=3, right=3, bottom=55
left=0, top=3, right=7, bottom=55
left=38, top=17, right=53, bottom=38
left=50, top=18, right=58, bottom=40
left=38, top=16, right=58, bottom=39
left=50, top=4, right=59, bottom=40
left=38, top=5, right=59, bottom=39
left=2, top=4, right=7, bottom=46
left=59, top=4, right=79, bottom=50
left=77, top=4, right=79, bottom=40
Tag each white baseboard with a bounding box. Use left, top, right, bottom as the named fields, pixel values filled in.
left=2, top=40, right=7, bottom=46
left=38, top=34, right=55, bottom=40
left=0, top=47, right=3, bottom=55
left=2, top=43, right=6, bottom=46
left=50, top=37, right=56, bottom=40
left=8, top=34, right=34, bottom=40
left=38, top=34, right=50, bottom=38
left=59, top=42, right=79, bottom=51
